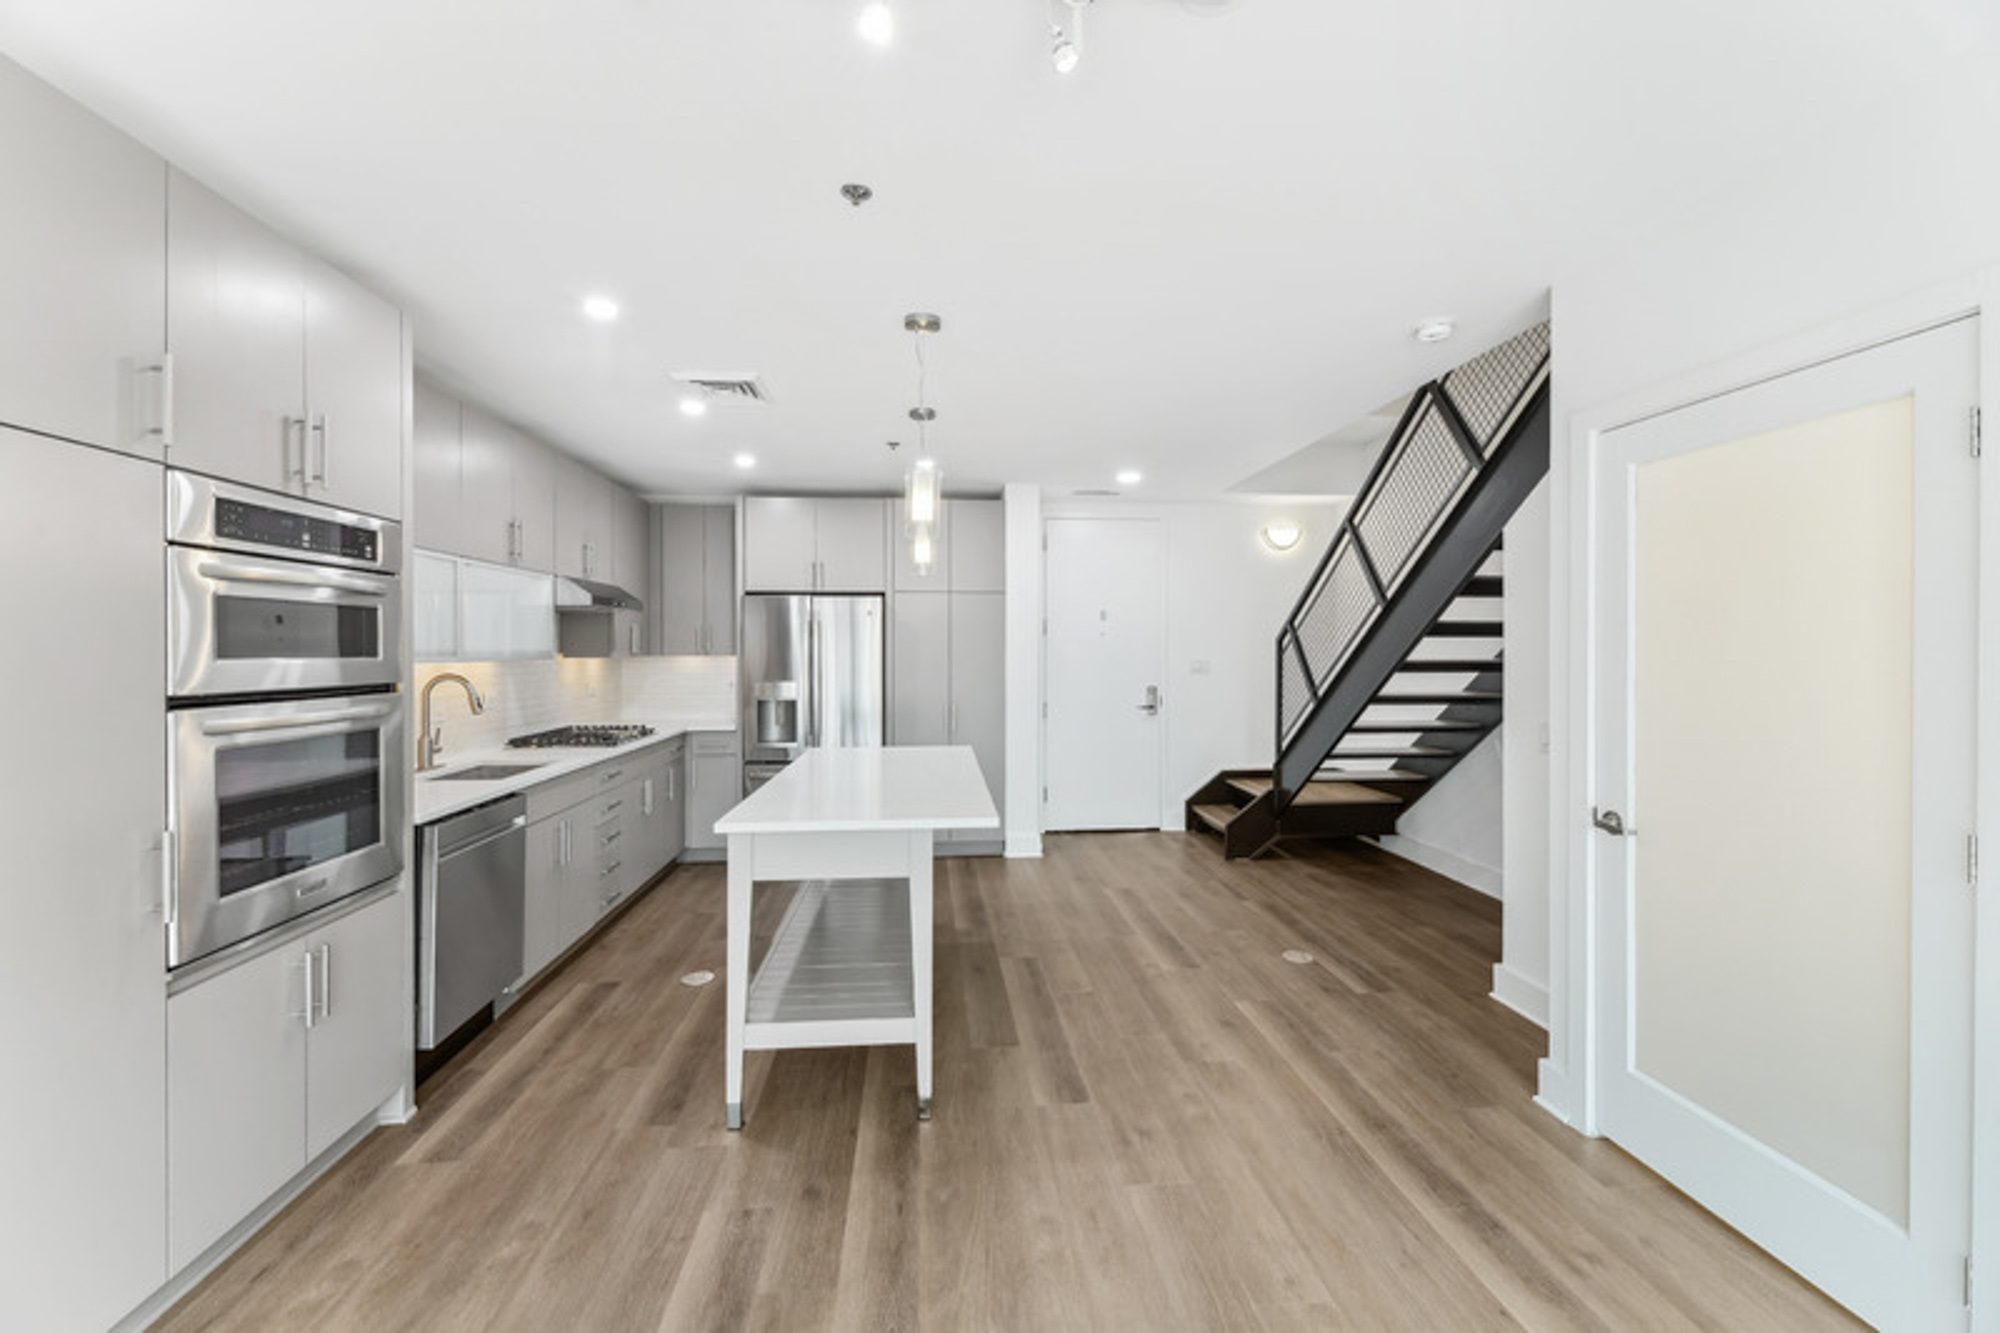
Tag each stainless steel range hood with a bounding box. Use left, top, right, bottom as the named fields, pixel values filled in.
left=554, top=576, right=643, bottom=612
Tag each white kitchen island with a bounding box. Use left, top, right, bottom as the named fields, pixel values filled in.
left=714, top=745, right=998, bottom=1129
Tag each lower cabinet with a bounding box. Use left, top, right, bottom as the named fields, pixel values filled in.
left=167, top=890, right=405, bottom=1273
left=514, top=741, right=689, bottom=992
left=684, top=731, right=740, bottom=856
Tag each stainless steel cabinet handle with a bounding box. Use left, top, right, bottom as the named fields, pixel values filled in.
left=300, top=947, right=318, bottom=1029
left=560, top=819, right=572, bottom=867
left=310, top=414, right=330, bottom=488
left=601, top=768, right=625, bottom=785
left=284, top=416, right=308, bottom=483
left=139, top=354, right=175, bottom=448
left=160, top=829, right=178, bottom=926
left=643, top=778, right=654, bottom=816
left=600, top=860, right=622, bottom=879
left=317, top=943, right=332, bottom=1019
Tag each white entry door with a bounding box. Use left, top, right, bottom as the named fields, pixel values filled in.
left=1045, top=517, right=1165, bottom=830
left=1591, top=318, right=1977, bottom=1328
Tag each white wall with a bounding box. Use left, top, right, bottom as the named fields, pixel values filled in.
left=1534, top=18, right=2000, bottom=1244
left=1377, top=729, right=1502, bottom=897
left=1036, top=496, right=1345, bottom=829
left=1497, top=479, right=1551, bottom=1025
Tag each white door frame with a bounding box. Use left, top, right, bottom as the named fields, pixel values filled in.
left=1551, top=273, right=1999, bottom=1324
left=1041, top=515, right=1168, bottom=832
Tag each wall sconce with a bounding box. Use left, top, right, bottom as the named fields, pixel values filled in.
left=1260, top=519, right=1302, bottom=552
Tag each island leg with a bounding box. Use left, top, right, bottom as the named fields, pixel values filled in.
left=726, top=833, right=751, bottom=1130
left=909, top=828, right=934, bottom=1121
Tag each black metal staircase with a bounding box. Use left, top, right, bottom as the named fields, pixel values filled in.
left=1187, top=321, right=1550, bottom=859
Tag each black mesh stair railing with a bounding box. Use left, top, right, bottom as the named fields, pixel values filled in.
left=1273, top=321, right=1551, bottom=807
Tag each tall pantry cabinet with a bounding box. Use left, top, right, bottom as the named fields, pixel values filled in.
left=889, top=499, right=1006, bottom=847
left=0, top=59, right=165, bottom=458
left=0, top=52, right=412, bottom=1330
left=0, top=430, right=168, bottom=1333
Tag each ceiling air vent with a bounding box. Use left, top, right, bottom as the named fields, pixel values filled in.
left=670, top=371, right=773, bottom=405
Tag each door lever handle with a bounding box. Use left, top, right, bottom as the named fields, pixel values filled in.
left=1137, top=685, right=1161, bottom=715
left=1592, top=807, right=1633, bottom=837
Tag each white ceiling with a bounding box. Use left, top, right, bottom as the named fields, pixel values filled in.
left=0, top=1, right=1972, bottom=501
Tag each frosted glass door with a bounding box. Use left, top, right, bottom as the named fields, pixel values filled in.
left=1591, top=318, right=1976, bottom=1328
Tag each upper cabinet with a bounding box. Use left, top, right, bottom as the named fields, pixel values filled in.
left=554, top=454, right=614, bottom=581
left=414, top=384, right=559, bottom=571
left=612, top=485, right=649, bottom=601
left=891, top=497, right=1004, bottom=592
left=0, top=56, right=167, bottom=459
left=742, top=496, right=887, bottom=592
left=655, top=502, right=737, bottom=655
left=166, top=169, right=404, bottom=519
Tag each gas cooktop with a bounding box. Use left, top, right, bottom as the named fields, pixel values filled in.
left=505, top=724, right=656, bottom=749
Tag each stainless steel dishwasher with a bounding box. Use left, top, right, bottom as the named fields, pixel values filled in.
left=417, top=793, right=527, bottom=1049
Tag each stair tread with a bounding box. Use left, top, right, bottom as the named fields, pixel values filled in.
left=1227, top=776, right=1407, bottom=807
left=1393, top=658, right=1504, bottom=673
left=1425, top=620, right=1503, bottom=637
left=1330, top=746, right=1456, bottom=759
left=1189, top=803, right=1239, bottom=832
left=1345, top=717, right=1489, bottom=732
left=1458, top=574, right=1504, bottom=597
left=1317, top=767, right=1429, bottom=782
left=1369, top=690, right=1502, bottom=705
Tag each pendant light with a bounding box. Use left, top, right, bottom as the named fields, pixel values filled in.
left=903, top=312, right=943, bottom=576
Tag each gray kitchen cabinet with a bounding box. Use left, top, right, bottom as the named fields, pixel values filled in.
left=0, top=431, right=167, bottom=1331
left=889, top=590, right=1005, bottom=849
left=947, top=592, right=1006, bottom=846
left=555, top=453, right=614, bottom=580
left=891, top=497, right=1004, bottom=592
left=412, top=379, right=465, bottom=554
left=520, top=814, right=567, bottom=981
left=167, top=889, right=404, bottom=1274
left=458, top=402, right=559, bottom=571
left=655, top=502, right=737, bottom=655
left=742, top=496, right=886, bottom=592
left=643, top=740, right=689, bottom=870
left=0, top=55, right=166, bottom=458
left=684, top=731, right=742, bottom=855
left=613, top=485, right=649, bottom=597
left=166, top=168, right=403, bottom=518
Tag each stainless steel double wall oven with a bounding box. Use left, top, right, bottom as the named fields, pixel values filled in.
left=165, top=472, right=406, bottom=968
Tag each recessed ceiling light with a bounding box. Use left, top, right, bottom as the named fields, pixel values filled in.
left=733, top=453, right=756, bottom=470
left=857, top=2, right=893, bottom=45
left=1413, top=318, right=1455, bottom=344
left=1116, top=469, right=1142, bottom=486
left=582, top=295, right=620, bottom=322
left=679, top=394, right=708, bottom=418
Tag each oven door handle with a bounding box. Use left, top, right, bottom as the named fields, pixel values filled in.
left=199, top=702, right=397, bottom=737
left=194, top=558, right=390, bottom=596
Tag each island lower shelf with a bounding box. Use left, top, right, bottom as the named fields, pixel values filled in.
left=745, top=879, right=916, bottom=1050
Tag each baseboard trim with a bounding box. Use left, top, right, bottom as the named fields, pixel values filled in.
left=1371, top=834, right=1502, bottom=898
left=1489, top=962, right=1550, bottom=1028
left=1004, top=833, right=1043, bottom=859
left=113, top=1097, right=398, bottom=1330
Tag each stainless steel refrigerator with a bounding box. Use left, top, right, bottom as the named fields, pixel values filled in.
left=740, top=593, right=885, bottom=794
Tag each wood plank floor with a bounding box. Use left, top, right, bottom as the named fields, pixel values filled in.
left=155, top=834, right=1860, bottom=1331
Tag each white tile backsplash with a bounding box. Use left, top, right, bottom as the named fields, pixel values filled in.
left=623, top=656, right=737, bottom=724
left=413, top=655, right=734, bottom=766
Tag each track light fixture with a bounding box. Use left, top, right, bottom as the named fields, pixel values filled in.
left=1050, top=0, right=1091, bottom=73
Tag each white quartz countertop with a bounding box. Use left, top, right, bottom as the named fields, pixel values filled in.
left=414, top=721, right=734, bottom=825
left=714, top=746, right=998, bottom=835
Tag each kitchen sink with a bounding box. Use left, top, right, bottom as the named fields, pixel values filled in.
left=425, top=762, right=546, bottom=782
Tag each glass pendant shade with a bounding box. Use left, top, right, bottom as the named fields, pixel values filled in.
left=909, top=519, right=936, bottom=575
left=906, top=459, right=940, bottom=526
